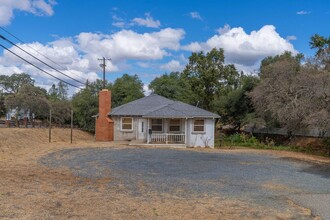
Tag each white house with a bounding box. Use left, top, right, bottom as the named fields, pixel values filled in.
left=108, top=94, right=220, bottom=148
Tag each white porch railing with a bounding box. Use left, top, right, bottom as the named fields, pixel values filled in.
left=150, top=133, right=185, bottom=144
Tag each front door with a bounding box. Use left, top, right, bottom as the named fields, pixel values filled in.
left=138, top=119, right=148, bottom=140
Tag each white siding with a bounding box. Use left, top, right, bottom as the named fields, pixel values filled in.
left=112, top=116, right=138, bottom=141
left=186, top=118, right=215, bottom=148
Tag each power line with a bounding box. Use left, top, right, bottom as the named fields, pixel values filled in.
left=0, top=34, right=85, bottom=86
left=0, top=26, right=87, bottom=82
left=0, top=43, right=83, bottom=90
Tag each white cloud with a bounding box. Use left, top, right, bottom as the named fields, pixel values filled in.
left=160, top=60, right=184, bottom=72
left=0, top=28, right=185, bottom=91
left=189, top=12, right=202, bottom=20
left=132, top=13, right=161, bottom=28
left=182, top=25, right=297, bottom=71
left=143, top=83, right=151, bottom=96
left=0, top=0, right=56, bottom=26
left=286, top=35, right=297, bottom=41
left=296, top=10, right=311, bottom=15
left=217, top=24, right=231, bottom=35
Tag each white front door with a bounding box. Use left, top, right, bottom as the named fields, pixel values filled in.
left=138, top=119, right=148, bottom=140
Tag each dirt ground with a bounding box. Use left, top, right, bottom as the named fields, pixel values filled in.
left=0, top=128, right=329, bottom=219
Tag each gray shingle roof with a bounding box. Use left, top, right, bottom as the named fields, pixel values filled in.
left=109, top=94, right=220, bottom=118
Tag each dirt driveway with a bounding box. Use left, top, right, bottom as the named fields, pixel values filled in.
left=0, top=130, right=329, bottom=219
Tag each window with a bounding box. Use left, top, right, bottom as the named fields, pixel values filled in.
left=193, top=119, right=205, bottom=132
left=151, top=119, right=163, bottom=132
left=121, top=117, right=133, bottom=131
left=169, top=119, right=181, bottom=132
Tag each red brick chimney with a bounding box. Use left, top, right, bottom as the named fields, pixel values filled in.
left=95, top=89, right=114, bottom=141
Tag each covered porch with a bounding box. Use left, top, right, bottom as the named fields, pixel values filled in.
left=137, top=118, right=188, bottom=145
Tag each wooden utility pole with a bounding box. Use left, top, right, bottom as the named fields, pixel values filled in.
left=49, top=109, right=52, bottom=143
left=70, top=110, right=73, bottom=144
left=98, top=57, right=111, bottom=88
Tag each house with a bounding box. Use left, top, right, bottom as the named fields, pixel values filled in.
left=95, top=89, right=220, bottom=148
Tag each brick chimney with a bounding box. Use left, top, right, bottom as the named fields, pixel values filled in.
left=95, top=89, right=114, bottom=141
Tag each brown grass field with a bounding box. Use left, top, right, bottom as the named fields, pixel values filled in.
left=0, top=128, right=328, bottom=219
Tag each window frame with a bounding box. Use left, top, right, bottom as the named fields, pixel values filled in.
left=169, top=118, right=181, bottom=133
left=121, top=117, right=133, bottom=131
left=193, top=119, right=205, bottom=133
left=151, top=118, right=163, bottom=132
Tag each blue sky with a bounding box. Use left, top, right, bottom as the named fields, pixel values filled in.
left=0, top=0, right=329, bottom=94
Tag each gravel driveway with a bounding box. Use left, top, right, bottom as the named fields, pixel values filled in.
left=40, top=148, right=330, bottom=219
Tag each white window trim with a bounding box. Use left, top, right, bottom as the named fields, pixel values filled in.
left=121, top=117, right=133, bottom=132
left=193, top=119, right=205, bottom=133
left=169, top=119, right=181, bottom=133
left=151, top=118, right=163, bottom=133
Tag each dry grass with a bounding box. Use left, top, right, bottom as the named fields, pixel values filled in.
left=0, top=128, right=323, bottom=219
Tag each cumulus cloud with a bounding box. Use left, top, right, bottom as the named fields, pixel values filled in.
left=132, top=13, right=161, bottom=28
left=182, top=25, right=297, bottom=71
left=160, top=60, right=184, bottom=72
left=296, top=10, right=311, bottom=15
left=189, top=12, right=202, bottom=20
left=0, top=0, right=56, bottom=26
left=0, top=28, right=185, bottom=91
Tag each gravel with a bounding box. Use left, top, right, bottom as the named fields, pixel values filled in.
left=40, top=148, right=330, bottom=219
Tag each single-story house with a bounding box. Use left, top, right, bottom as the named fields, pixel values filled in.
left=95, top=89, right=220, bottom=148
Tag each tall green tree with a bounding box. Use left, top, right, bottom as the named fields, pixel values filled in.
left=149, top=72, right=195, bottom=104
left=0, top=73, right=34, bottom=94
left=216, top=75, right=260, bottom=130
left=48, top=81, right=69, bottom=101
left=112, top=74, right=144, bottom=108
left=72, top=79, right=109, bottom=132
left=182, top=48, right=240, bottom=111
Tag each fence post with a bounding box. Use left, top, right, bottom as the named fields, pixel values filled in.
left=49, top=109, right=52, bottom=143
left=70, top=110, right=73, bottom=144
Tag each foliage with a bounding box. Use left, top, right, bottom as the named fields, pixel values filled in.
left=71, top=79, right=108, bottom=132
left=5, top=84, right=50, bottom=119
left=111, top=74, right=144, bottom=108
left=48, top=81, right=69, bottom=101
left=310, top=34, right=330, bottom=70
left=149, top=72, right=195, bottom=104
left=183, top=48, right=241, bottom=111
left=50, top=100, right=72, bottom=124
left=0, top=73, right=34, bottom=94
left=215, top=75, right=259, bottom=130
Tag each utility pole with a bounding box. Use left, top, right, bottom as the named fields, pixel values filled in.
left=98, top=57, right=111, bottom=88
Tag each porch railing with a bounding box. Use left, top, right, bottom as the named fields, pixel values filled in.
left=150, top=133, right=185, bottom=144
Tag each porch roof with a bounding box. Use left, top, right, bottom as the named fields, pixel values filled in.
left=110, top=94, right=220, bottom=119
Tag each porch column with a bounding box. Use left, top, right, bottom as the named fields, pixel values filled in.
left=147, top=118, right=150, bottom=144
left=184, top=118, right=187, bottom=145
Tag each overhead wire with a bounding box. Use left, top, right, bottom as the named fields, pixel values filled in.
left=0, top=34, right=85, bottom=86
left=0, top=26, right=87, bottom=83
left=0, top=43, right=83, bottom=90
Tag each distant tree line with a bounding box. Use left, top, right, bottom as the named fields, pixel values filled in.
left=0, top=34, right=329, bottom=146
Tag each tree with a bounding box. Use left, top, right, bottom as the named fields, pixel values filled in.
left=149, top=72, right=195, bottom=104
left=48, top=81, right=69, bottom=101
left=250, top=52, right=308, bottom=132
left=72, top=79, right=110, bottom=132
left=216, top=75, right=259, bottom=130
left=5, top=84, right=50, bottom=120
left=182, top=48, right=240, bottom=111
left=310, top=34, right=330, bottom=70
left=0, top=73, right=34, bottom=94
left=111, top=74, right=144, bottom=108
left=250, top=50, right=330, bottom=134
